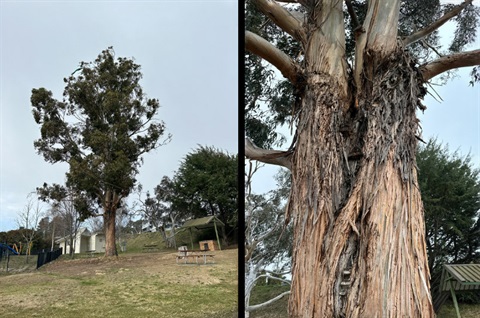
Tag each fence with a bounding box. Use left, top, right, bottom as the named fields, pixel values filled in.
left=36, top=248, right=63, bottom=269
left=1, top=249, right=38, bottom=273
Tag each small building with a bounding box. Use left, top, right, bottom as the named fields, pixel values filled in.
left=56, top=227, right=105, bottom=254
left=181, top=216, right=225, bottom=251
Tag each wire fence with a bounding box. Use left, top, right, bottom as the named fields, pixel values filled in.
left=1, top=246, right=63, bottom=273
left=0, top=252, right=38, bottom=273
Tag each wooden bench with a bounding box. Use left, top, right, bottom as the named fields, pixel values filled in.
left=142, top=244, right=159, bottom=252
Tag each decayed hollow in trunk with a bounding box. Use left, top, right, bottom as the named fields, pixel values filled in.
left=287, top=48, right=434, bottom=317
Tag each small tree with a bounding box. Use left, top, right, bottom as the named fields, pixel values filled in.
left=136, top=177, right=186, bottom=248
left=245, top=163, right=293, bottom=317
left=31, top=47, right=170, bottom=256
left=16, top=195, right=43, bottom=262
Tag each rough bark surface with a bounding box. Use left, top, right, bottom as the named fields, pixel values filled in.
left=104, top=209, right=118, bottom=257
left=287, top=48, right=434, bottom=317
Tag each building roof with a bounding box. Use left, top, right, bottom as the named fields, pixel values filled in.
left=181, top=216, right=225, bottom=229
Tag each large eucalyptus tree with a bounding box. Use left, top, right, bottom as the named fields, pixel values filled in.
left=245, top=1, right=480, bottom=317
left=31, top=48, right=170, bottom=257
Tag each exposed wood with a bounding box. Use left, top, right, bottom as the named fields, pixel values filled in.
left=245, top=138, right=292, bottom=170
left=304, top=0, right=348, bottom=96
left=403, top=0, right=473, bottom=46
left=420, top=49, right=480, bottom=81
left=252, top=0, right=306, bottom=44
left=245, top=31, right=299, bottom=85
left=354, top=0, right=400, bottom=98
left=287, top=50, right=434, bottom=317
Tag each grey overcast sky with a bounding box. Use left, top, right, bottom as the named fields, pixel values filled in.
left=0, top=0, right=237, bottom=232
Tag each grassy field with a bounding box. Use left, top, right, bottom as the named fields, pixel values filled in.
left=248, top=285, right=480, bottom=318
left=0, top=240, right=238, bottom=318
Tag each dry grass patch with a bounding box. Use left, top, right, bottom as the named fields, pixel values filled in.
left=0, top=249, right=238, bottom=318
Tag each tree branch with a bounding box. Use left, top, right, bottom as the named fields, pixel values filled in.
left=245, top=31, right=299, bottom=85
left=254, top=273, right=291, bottom=285
left=419, top=49, right=480, bottom=81
left=245, top=138, right=292, bottom=170
left=246, top=291, right=291, bottom=311
left=403, top=0, right=473, bottom=46
left=252, top=0, right=306, bottom=43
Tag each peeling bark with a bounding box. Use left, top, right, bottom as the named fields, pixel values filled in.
left=245, top=1, right=477, bottom=317
left=287, top=49, right=434, bottom=317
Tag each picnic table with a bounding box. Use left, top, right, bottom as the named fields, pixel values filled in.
left=176, top=249, right=215, bottom=265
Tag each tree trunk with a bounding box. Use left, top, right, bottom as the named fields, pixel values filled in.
left=104, top=208, right=118, bottom=257
left=287, top=48, right=435, bottom=317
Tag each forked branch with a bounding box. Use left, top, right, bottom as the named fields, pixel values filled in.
left=403, top=0, right=473, bottom=46
left=245, top=31, right=299, bottom=84
left=252, top=0, right=306, bottom=43
left=420, top=49, right=480, bottom=81
left=245, top=138, right=292, bottom=170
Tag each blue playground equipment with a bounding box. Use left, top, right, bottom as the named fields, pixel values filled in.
left=0, top=243, right=19, bottom=255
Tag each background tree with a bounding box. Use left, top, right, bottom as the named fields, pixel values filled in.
left=245, top=164, right=292, bottom=317
left=136, top=177, right=186, bottom=248
left=38, top=184, right=84, bottom=257
left=245, top=1, right=479, bottom=317
left=31, top=47, right=170, bottom=257
left=175, top=146, right=238, bottom=245
left=16, top=195, right=43, bottom=262
left=417, top=138, right=480, bottom=305
left=37, top=210, right=63, bottom=251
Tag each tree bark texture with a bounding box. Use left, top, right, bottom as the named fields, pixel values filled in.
left=104, top=208, right=118, bottom=257
left=286, top=48, right=434, bottom=317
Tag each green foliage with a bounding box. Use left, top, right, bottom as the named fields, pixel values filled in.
left=31, top=47, right=170, bottom=219
left=446, top=2, right=480, bottom=52
left=0, top=229, right=47, bottom=253
left=175, top=146, right=238, bottom=241
left=417, top=138, right=480, bottom=301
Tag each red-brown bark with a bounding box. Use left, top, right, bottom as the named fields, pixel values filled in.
left=104, top=208, right=118, bottom=257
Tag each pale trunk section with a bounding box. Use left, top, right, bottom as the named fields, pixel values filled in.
left=287, top=51, right=434, bottom=318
